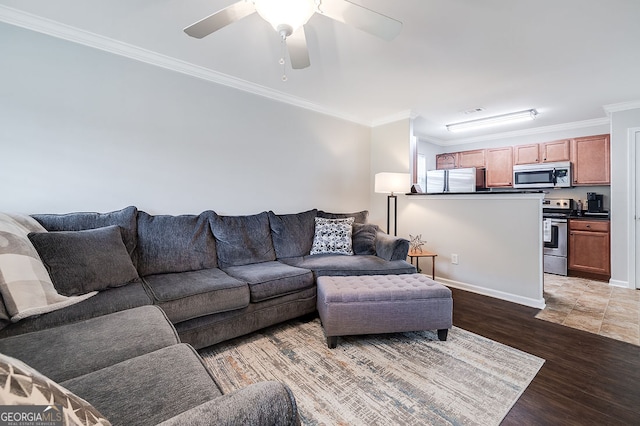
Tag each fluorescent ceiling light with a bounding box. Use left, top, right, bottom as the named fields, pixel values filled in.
left=446, top=109, right=538, bottom=133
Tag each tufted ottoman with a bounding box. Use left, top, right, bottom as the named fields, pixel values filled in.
left=316, top=274, right=453, bottom=348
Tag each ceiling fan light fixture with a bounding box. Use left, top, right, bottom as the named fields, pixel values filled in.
left=446, top=109, right=538, bottom=133
left=253, top=0, right=316, bottom=35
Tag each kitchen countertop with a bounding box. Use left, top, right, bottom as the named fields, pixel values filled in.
left=406, top=190, right=546, bottom=196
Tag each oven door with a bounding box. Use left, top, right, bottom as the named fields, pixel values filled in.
left=543, top=219, right=567, bottom=256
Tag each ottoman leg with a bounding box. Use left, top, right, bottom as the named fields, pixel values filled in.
left=437, top=329, right=448, bottom=341
left=327, top=336, right=338, bottom=349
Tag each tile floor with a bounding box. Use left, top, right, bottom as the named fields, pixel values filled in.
left=536, top=274, right=640, bottom=345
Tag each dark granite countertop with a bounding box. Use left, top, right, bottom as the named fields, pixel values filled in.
left=406, top=190, right=546, bottom=196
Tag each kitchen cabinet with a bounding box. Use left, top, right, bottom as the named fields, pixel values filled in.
left=571, top=134, right=610, bottom=185
left=568, top=219, right=610, bottom=280
left=513, top=140, right=570, bottom=165
left=436, top=153, right=458, bottom=170
left=458, top=149, right=486, bottom=168
left=513, top=144, right=540, bottom=165
left=486, top=146, right=513, bottom=187
left=540, top=139, right=570, bottom=162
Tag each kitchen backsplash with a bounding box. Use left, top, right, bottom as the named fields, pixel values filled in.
left=543, top=186, right=611, bottom=211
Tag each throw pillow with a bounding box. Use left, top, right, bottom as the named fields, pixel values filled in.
left=317, top=210, right=369, bottom=224
left=310, top=217, right=355, bottom=255
left=352, top=223, right=378, bottom=255
left=31, top=206, right=138, bottom=259
left=0, top=353, right=111, bottom=426
left=28, top=226, right=140, bottom=296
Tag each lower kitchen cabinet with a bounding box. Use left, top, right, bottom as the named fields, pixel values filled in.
left=568, top=219, right=610, bottom=280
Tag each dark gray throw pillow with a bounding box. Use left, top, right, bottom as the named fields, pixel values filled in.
left=317, top=210, right=369, bottom=224
left=268, top=209, right=318, bottom=259
left=28, top=225, right=140, bottom=296
left=31, top=206, right=138, bottom=258
left=352, top=223, right=378, bottom=255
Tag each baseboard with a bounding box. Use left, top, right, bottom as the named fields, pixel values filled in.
left=609, top=279, right=632, bottom=289
left=436, top=277, right=546, bottom=310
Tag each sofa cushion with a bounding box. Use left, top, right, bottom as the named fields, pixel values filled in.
left=61, top=344, right=222, bottom=426
left=223, top=261, right=314, bottom=303
left=310, top=217, right=354, bottom=256
left=143, top=269, right=249, bottom=323
left=284, top=254, right=416, bottom=277
left=32, top=206, right=138, bottom=259
left=317, top=209, right=369, bottom=224
left=136, top=211, right=217, bottom=276
left=28, top=226, right=140, bottom=296
left=352, top=223, right=378, bottom=255
left=267, top=209, right=317, bottom=259
left=0, top=283, right=153, bottom=338
left=0, top=306, right=179, bottom=383
left=210, top=212, right=276, bottom=268
left=0, top=353, right=111, bottom=426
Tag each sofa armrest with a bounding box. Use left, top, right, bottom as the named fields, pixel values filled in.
left=375, top=231, right=410, bottom=261
left=158, top=381, right=301, bottom=426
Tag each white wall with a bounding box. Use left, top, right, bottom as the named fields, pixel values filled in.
left=369, top=119, right=412, bottom=228
left=610, top=107, right=640, bottom=287
left=399, top=194, right=545, bottom=308
left=0, top=23, right=371, bottom=216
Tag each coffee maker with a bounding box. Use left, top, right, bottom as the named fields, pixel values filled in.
left=587, top=192, right=604, bottom=213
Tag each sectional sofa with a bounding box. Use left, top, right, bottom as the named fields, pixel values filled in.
left=0, top=206, right=414, bottom=425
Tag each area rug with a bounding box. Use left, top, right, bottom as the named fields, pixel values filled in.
left=200, top=318, right=544, bottom=426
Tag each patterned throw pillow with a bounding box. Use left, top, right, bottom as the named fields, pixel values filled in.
left=0, top=353, right=111, bottom=425
left=310, top=217, right=355, bottom=255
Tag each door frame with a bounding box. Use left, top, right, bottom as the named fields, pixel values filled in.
left=629, top=127, right=640, bottom=289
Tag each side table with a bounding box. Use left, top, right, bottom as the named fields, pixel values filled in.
left=408, top=250, right=437, bottom=280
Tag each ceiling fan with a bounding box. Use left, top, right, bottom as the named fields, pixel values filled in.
left=184, top=0, right=402, bottom=71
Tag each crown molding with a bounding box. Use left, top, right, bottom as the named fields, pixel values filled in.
left=371, top=110, right=417, bottom=127
left=0, top=5, right=372, bottom=127
left=431, top=117, right=611, bottom=146
left=603, top=100, right=640, bottom=115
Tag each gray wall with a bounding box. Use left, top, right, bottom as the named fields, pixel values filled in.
left=0, top=23, right=372, bottom=216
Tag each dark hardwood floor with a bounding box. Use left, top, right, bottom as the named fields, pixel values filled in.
left=451, top=288, right=640, bottom=425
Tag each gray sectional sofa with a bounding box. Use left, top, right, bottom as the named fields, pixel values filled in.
left=0, top=206, right=414, bottom=425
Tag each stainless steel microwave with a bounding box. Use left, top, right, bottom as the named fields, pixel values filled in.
left=513, top=161, right=572, bottom=189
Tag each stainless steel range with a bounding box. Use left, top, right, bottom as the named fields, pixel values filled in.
left=542, top=198, right=573, bottom=276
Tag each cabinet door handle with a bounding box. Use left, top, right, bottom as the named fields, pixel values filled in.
left=586, top=224, right=591, bottom=228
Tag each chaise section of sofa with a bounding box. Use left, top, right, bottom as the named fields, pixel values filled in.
left=0, top=306, right=300, bottom=426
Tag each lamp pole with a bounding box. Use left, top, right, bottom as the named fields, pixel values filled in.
left=387, top=192, right=398, bottom=236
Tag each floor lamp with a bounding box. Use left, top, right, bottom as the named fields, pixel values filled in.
left=374, top=172, right=410, bottom=236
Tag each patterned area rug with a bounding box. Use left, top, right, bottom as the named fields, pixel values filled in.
left=200, top=318, right=544, bottom=426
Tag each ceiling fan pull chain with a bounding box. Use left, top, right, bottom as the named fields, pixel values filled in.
left=280, top=33, right=288, bottom=81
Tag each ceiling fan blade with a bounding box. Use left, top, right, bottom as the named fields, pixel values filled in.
left=318, top=0, right=402, bottom=41
left=287, top=27, right=311, bottom=69
left=184, top=1, right=256, bottom=39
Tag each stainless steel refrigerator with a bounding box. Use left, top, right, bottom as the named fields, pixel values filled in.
left=426, top=168, right=486, bottom=193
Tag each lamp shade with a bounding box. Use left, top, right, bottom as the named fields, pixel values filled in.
left=375, top=172, right=410, bottom=194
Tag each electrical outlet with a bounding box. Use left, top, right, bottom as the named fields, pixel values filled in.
left=451, top=254, right=459, bottom=264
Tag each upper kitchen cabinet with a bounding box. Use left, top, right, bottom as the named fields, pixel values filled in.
left=540, top=139, right=571, bottom=162
left=571, top=134, right=610, bottom=185
left=458, top=149, right=486, bottom=168
left=513, top=144, right=540, bottom=165
left=436, top=152, right=458, bottom=170
left=486, top=146, right=513, bottom=187
left=513, top=140, right=570, bottom=165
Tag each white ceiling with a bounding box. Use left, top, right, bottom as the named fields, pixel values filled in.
left=2, top=0, right=640, bottom=144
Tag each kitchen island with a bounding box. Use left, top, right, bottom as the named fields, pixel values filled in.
left=398, top=192, right=545, bottom=308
